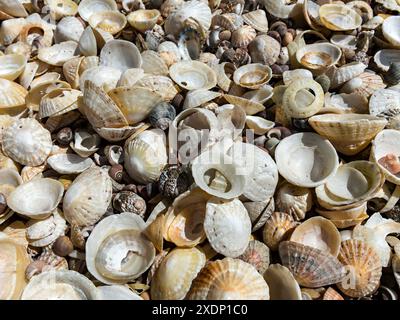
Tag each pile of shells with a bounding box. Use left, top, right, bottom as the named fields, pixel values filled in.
left=1, top=0, right=400, bottom=301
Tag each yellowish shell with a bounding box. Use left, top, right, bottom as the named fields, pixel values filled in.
left=0, top=78, right=27, bottom=115
left=89, top=10, right=127, bottom=35
left=263, top=212, right=297, bottom=251
left=0, top=54, right=26, bottom=81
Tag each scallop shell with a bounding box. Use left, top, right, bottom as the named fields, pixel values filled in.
left=237, top=240, right=270, bottom=274
left=337, top=240, right=382, bottom=298
left=26, top=80, right=71, bottom=112
left=99, top=39, right=142, bottom=73
left=263, top=211, right=297, bottom=251
left=39, top=88, right=82, bottom=119
left=290, top=216, right=341, bottom=257
left=169, top=60, right=217, bottom=91
left=382, top=16, right=400, bottom=48
left=308, top=114, right=387, bottom=156
left=135, top=75, right=178, bottom=102
left=340, top=71, right=386, bottom=99
left=204, top=197, right=251, bottom=258
left=7, top=178, right=64, bottom=220
left=279, top=241, right=346, bottom=288
left=242, top=9, right=269, bottom=33
left=108, top=86, right=162, bottom=125
left=263, top=264, right=302, bottom=300
left=86, top=212, right=155, bottom=284
left=63, top=167, right=112, bottom=227
left=88, top=10, right=127, bottom=35
left=0, top=78, right=28, bottom=114
left=38, top=41, right=78, bottom=67
left=296, top=43, right=342, bottom=72
left=127, top=9, right=160, bottom=33
left=0, top=237, right=30, bottom=300
left=124, top=129, right=168, bottom=184
left=47, top=154, right=94, bottom=175
left=327, top=62, right=367, bottom=89
left=187, top=258, right=269, bottom=300
left=63, top=56, right=85, bottom=89
left=319, top=4, right=362, bottom=31
left=78, top=0, right=118, bottom=21
left=150, top=247, right=206, bottom=300
left=2, top=118, right=52, bottom=166
left=0, top=54, right=26, bottom=81
left=21, top=270, right=99, bottom=300
left=275, top=132, right=339, bottom=188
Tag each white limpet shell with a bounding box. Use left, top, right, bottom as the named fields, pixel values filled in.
left=124, top=129, right=168, bottom=184
left=319, top=4, right=362, bottom=31
left=54, top=16, right=85, bottom=43
left=99, top=40, right=142, bottom=72
left=204, top=197, right=251, bottom=258
left=263, top=264, right=302, bottom=300
left=97, top=285, right=142, bottom=300
left=88, top=10, right=127, bottom=35
left=169, top=60, right=217, bottom=91
left=127, top=9, right=160, bottom=33
left=2, top=118, right=52, bottom=166
left=353, top=212, right=400, bottom=267
left=296, top=42, right=342, bottom=72
left=382, top=16, right=400, bottom=48
left=26, top=209, right=67, bottom=247
left=183, top=89, right=222, bottom=110
left=38, top=41, right=79, bottom=67
left=282, top=69, right=313, bottom=85
left=0, top=54, right=26, bottom=81
left=7, top=178, right=64, bottom=220
left=233, top=63, right=272, bottom=90
left=21, top=270, right=99, bottom=300
left=63, top=167, right=112, bottom=227
left=245, top=116, right=275, bottom=135
left=117, top=68, right=145, bottom=87
left=0, top=168, right=22, bottom=200
left=227, top=141, right=278, bottom=202
left=242, top=9, right=269, bottom=33
left=80, top=66, right=122, bottom=93
left=290, top=216, right=341, bottom=257
left=47, top=154, right=94, bottom=174
left=86, top=213, right=155, bottom=285
left=374, top=49, right=400, bottom=72
left=70, top=129, right=101, bottom=158
left=150, top=247, right=206, bottom=300
left=78, top=0, right=118, bottom=21
left=260, top=0, right=302, bottom=19
left=340, top=71, right=386, bottom=99
left=0, top=78, right=28, bottom=114
left=275, top=132, right=339, bottom=188
left=371, top=129, right=400, bottom=185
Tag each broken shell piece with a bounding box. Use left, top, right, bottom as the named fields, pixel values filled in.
left=47, top=154, right=94, bottom=175
left=245, top=116, right=275, bottom=135
left=39, top=88, right=82, bottom=119
left=187, top=258, right=270, bottom=300
left=7, top=178, right=64, bottom=220
left=0, top=54, right=26, bottom=81
left=70, top=129, right=101, bottom=158
left=183, top=89, right=221, bottom=110
left=374, top=49, right=400, bottom=72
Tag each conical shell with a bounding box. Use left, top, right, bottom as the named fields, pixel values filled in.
left=337, top=240, right=382, bottom=298
left=263, top=264, right=302, bottom=300
left=279, top=241, right=346, bottom=288
left=63, top=167, right=112, bottom=227
left=187, top=258, right=269, bottom=300
left=242, top=9, right=269, bottom=33
left=150, top=247, right=206, bottom=300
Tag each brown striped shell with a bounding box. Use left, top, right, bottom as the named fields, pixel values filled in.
left=263, top=212, right=297, bottom=251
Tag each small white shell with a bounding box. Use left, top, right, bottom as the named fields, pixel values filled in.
left=78, top=0, right=118, bottom=22
left=47, top=154, right=94, bottom=174
left=70, top=129, right=101, bottom=158
left=38, top=41, right=79, bottom=67
left=99, top=40, right=142, bottom=73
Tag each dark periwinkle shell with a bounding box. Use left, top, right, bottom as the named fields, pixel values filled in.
left=148, top=102, right=176, bottom=130
left=158, top=165, right=192, bottom=198
left=113, top=191, right=147, bottom=217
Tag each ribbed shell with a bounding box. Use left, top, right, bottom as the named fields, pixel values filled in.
left=337, top=240, right=382, bottom=298
left=0, top=78, right=27, bottom=112
left=263, top=212, right=297, bottom=251
left=63, top=167, right=112, bottom=227
left=237, top=240, right=270, bottom=274
left=135, top=75, right=178, bottom=102
left=2, top=118, right=52, bottom=166
left=279, top=241, right=346, bottom=288
left=187, top=258, right=269, bottom=300
left=150, top=247, right=206, bottom=300
left=38, top=88, right=82, bottom=119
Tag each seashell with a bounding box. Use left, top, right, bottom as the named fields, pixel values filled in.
left=80, top=66, right=121, bottom=92
left=275, top=181, right=313, bottom=221
left=337, top=240, right=382, bottom=298
left=237, top=240, right=270, bottom=274
left=233, top=63, right=272, bottom=90
left=0, top=168, right=22, bottom=201
left=160, top=0, right=184, bottom=17
left=63, top=167, right=112, bottom=227
left=148, top=102, right=176, bottom=131
left=2, top=118, right=52, bottom=166
left=140, top=50, right=168, bottom=76
left=290, top=216, right=341, bottom=257
left=215, top=62, right=234, bottom=92
left=47, top=154, right=94, bottom=175
left=38, top=41, right=78, bottom=67
left=150, top=247, right=206, bottom=300
left=39, top=88, right=82, bottom=119
left=187, top=258, right=270, bottom=300
left=384, top=62, right=400, bottom=86
left=99, top=39, right=142, bottom=73
left=319, top=4, right=362, bottom=31
left=282, top=69, right=313, bottom=86
left=26, top=80, right=71, bottom=112
left=124, top=129, right=167, bottom=184
left=352, top=212, right=400, bottom=267
left=135, top=75, right=178, bottom=102
left=0, top=0, right=27, bottom=18
left=316, top=202, right=367, bottom=221
left=323, top=287, right=344, bottom=300
left=113, top=191, right=146, bottom=217
left=52, top=236, right=74, bottom=257
left=264, top=264, right=302, bottom=300
left=163, top=188, right=209, bottom=247
left=231, top=25, right=256, bottom=48
left=117, top=68, right=145, bottom=87
left=296, top=43, right=342, bottom=72
left=94, top=125, right=141, bottom=142
left=211, top=13, right=243, bottom=32
left=78, top=27, right=97, bottom=57
left=223, top=94, right=265, bottom=115
left=308, top=114, right=387, bottom=156
left=26, top=209, right=67, bottom=247
left=7, top=178, right=64, bottom=220
left=183, top=89, right=221, bottom=110
left=21, top=270, right=99, bottom=300
left=248, top=35, right=281, bottom=66
left=279, top=240, right=346, bottom=288
left=88, top=10, right=127, bottom=35
left=245, top=116, right=274, bottom=135
left=86, top=212, right=155, bottom=284
left=204, top=197, right=251, bottom=258
left=70, top=129, right=101, bottom=158
left=382, top=16, right=400, bottom=48
left=275, top=132, right=339, bottom=188
left=78, top=0, right=118, bottom=22
left=164, top=0, right=212, bottom=37
left=97, top=285, right=142, bottom=300
left=46, top=0, right=78, bottom=21
left=0, top=78, right=27, bottom=114
left=55, top=16, right=84, bottom=43
left=127, top=9, right=160, bottom=33
left=227, top=142, right=278, bottom=202
left=0, top=54, right=26, bottom=81
left=169, top=60, right=217, bottom=91
left=330, top=34, right=357, bottom=51
left=63, top=56, right=85, bottom=89
left=18, top=22, right=53, bottom=48
left=260, top=0, right=302, bottom=19
left=263, top=211, right=297, bottom=251
left=0, top=18, right=26, bottom=46
left=340, top=71, right=386, bottom=99
left=326, top=62, right=367, bottom=89
left=374, top=49, right=400, bottom=72
left=0, top=237, right=30, bottom=300
left=242, top=9, right=269, bottom=33
left=243, top=197, right=274, bottom=232
left=144, top=212, right=165, bottom=251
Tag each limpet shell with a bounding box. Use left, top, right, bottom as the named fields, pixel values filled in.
left=264, top=264, right=302, bottom=300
